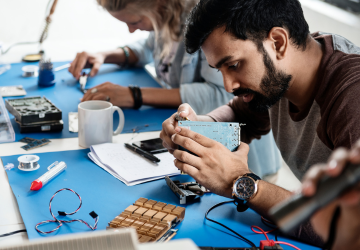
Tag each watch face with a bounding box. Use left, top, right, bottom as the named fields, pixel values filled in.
left=234, top=176, right=256, bottom=200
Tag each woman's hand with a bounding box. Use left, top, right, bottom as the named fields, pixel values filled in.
left=81, top=82, right=134, bottom=108
left=69, top=51, right=106, bottom=79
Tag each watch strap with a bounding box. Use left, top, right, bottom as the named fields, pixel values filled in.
left=233, top=197, right=249, bottom=212
left=245, top=173, right=261, bottom=181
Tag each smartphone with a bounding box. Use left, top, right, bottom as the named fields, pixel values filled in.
left=132, top=138, right=168, bottom=154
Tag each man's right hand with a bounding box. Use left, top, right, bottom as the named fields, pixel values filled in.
left=68, top=51, right=105, bottom=80
left=160, top=103, right=199, bottom=154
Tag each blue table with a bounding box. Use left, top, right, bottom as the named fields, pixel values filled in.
left=1, top=149, right=320, bottom=249
left=0, top=62, right=176, bottom=141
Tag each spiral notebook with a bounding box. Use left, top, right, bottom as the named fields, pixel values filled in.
left=88, top=143, right=180, bottom=186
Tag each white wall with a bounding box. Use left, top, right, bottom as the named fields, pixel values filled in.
left=0, top=0, right=149, bottom=63
left=0, top=0, right=359, bottom=63
left=301, top=0, right=360, bottom=45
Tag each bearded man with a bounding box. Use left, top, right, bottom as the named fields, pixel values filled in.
left=160, top=0, right=360, bottom=248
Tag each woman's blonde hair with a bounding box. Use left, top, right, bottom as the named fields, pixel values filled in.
left=97, top=0, right=198, bottom=57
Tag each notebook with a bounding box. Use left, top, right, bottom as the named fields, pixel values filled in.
left=88, top=143, right=180, bottom=186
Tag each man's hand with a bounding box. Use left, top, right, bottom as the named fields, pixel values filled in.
left=81, top=82, right=134, bottom=107
left=171, top=126, right=250, bottom=198
left=160, top=104, right=199, bottom=154
left=301, top=140, right=360, bottom=249
left=69, top=51, right=105, bottom=79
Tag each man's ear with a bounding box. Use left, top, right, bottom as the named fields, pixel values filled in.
left=268, top=27, right=289, bottom=60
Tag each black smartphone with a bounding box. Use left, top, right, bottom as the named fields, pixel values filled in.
left=132, top=138, right=168, bottom=154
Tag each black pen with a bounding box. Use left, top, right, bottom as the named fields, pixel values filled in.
left=124, top=143, right=160, bottom=163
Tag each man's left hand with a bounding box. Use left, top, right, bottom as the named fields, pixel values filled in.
left=171, top=126, right=250, bottom=198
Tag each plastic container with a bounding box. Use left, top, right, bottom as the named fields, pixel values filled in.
left=0, top=94, right=15, bottom=143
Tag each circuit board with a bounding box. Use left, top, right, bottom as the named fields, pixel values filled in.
left=178, top=121, right=241, bottom=152
left=107, top=198, right=185, bottom=243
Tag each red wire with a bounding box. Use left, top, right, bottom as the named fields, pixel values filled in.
left=251, top=225, right=301, bottom=250
left=251, top=225, right=270, bottom=241
left=251, top=226, right=277, bottom=234
left=275, top=241, right=301, bottom=250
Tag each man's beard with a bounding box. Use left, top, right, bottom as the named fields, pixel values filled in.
left=233, top=48, right=292, bottom=112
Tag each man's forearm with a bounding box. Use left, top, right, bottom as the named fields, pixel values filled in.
left=248, top=180, right=292, bottom=217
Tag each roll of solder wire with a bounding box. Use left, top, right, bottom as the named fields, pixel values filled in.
left=22, top=65, right=39, bottom=77
left=18, top=155, right=40, bottom=171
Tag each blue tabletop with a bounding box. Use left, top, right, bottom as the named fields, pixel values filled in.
left=0, top=62, right=176, bottom=141
left=1, top=149, right=320, bottom=249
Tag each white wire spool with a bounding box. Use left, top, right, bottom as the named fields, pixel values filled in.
left=18, top=155, right=40, bottom=171
left=22, top=65, right=39, bottom=77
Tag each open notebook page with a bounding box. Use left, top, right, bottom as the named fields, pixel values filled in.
left=89, top=143, right=180, bottom=184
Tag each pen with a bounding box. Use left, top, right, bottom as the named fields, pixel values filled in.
left=30, top=161, right=67, bottom=191
left=124, top=143, right=160, bottom=163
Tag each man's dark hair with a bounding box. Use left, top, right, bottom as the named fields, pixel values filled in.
left=185, top=0, right=310, bottom=54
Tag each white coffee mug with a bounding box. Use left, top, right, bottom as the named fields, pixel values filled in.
left=78, top=101, right=125, bottom=148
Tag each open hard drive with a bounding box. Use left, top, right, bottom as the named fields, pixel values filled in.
left=5, top=96, right=63, bottom=133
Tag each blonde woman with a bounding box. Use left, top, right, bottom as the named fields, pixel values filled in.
left=69, top=0, right=282, bottom=179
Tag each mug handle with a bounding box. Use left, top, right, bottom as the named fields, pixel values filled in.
left=113, top=106, right=125, bottom=135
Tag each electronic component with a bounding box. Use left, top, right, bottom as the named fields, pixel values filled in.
left=107, top=197, right=185, bottom=243
left=15, top=119, right=63, bottom=133
left=20, top=137, right=42, bottom=143
left=21, top=138, right=51, bottom=151
left=174, top=113, right=190, bottom=121
left=178, top=121, right=242, bottom=153
left=132, top=138, right=167, bottom=154
left=5, top=96, right=62, bottom=124
left=35, top=188, right=98, bottom=234
left=5, top=96, right=63, bottom=133
left=165, top=176, right=209, bottom=204
left=269, top=163, right=360, bottom=233
left=0, top=86, right=27, bottom=97
left=79, top=72, right=88, bottom=94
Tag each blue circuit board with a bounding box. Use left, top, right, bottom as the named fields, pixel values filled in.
left=178, top=121, right=240, bottom=152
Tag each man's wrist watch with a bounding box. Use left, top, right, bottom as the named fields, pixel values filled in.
left=232, top=173, right=261, bottom=212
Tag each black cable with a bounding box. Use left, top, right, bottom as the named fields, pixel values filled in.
left=205, top=200, right=256, bottom=248
left=0, top=229, right=27, bottom=238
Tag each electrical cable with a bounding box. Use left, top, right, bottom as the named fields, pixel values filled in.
left=0, top=0, right=55, bottom=56
left=0, top=229, right=27, bottom=238
left=251, top=225, right=301, bottom=250
left=205, top=200, right=256, bottom=248
left=35, top=188, right=99, bottom=234
left=1, top=42, right=39, bottom=55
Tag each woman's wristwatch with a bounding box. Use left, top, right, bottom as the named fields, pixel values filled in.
left=232, top=173, right=261, bottom=212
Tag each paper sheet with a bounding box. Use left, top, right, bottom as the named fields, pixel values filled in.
left=89, top=143, right=180, bottom=186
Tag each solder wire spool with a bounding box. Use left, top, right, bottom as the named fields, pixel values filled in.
left=22, top=65, right=39, bottom=77
left=18, top=155, right=40, bottom=171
